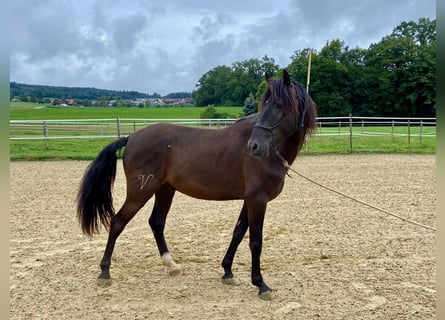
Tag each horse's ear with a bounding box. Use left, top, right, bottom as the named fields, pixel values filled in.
left=264, top=72, right=272, bottom=84
left=283, top=69, right=291, bottom=86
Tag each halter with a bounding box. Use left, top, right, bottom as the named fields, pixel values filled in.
left=252, top=110, right=298, bottom=151
left=252, top=91, right=308, bottom=151
left=251, top=78, right=311, bottom=170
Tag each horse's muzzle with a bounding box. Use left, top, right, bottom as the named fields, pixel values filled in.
left=247, top=138, right=270, bottom=158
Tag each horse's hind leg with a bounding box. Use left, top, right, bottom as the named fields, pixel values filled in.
left=221, top=202, right=248, bottom=285
left=97, top=198, right=150, bottom=286
left=148, top=183, right=181, bottom=275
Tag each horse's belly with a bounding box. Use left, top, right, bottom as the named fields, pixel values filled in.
left=170, top=175, right=244, bottom=201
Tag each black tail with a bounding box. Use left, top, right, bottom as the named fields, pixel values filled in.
left=76, top=137, right=128, bottom=236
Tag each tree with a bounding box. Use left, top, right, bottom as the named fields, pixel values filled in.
left=287, top=40, right=351, bottom=116
left=243, top=93, right=258, bottom=116
left=364, top=18, right=436, bottom=116
left=259, top=55, right=280, bottom=77
left=200, top=105, right=232, bottom=119
left=284, top=19, right=436, bottom=117
left=193, top=65, right=234, bottom=106
left=192, top=56, right=279, bottom=107
left=340, top=47, right=370, bottom=115
left=285, top=48, right=313, bottom=84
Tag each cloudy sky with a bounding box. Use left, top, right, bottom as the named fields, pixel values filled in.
left=10, top=0, right=435, bottom=96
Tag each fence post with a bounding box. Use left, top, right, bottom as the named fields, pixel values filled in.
left=407, top=119, right=411, bottom=144
left=43, top=121, right=48, bottom=150
left=349, top=113, right=353, bottom=153
left=391, top=120, right=394, bottom=136
left=419, top=120, right=423, bottom=144
left=117, top=116, right=121, bottom=138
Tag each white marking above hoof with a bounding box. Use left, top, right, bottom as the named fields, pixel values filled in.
left=162, top=252, right=181, bottom=276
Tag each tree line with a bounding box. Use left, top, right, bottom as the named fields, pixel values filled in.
left=193, top=18, right=436, bottom=117
left=9, top=82, right=192, bottom=104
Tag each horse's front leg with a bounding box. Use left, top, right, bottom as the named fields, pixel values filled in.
left=221, top=202, right=248, bottom=284
left=246, top=196, right=273, bottom=300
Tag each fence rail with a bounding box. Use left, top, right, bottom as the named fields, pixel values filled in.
left=10, top=115, right=436, bottom=151
left=10, top=118, right=237, bottom=140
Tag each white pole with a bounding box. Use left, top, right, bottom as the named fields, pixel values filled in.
left=306, top=48, right=312, bottom=93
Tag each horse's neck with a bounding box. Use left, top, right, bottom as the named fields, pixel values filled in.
left=279, top=128, right=306, bottom=165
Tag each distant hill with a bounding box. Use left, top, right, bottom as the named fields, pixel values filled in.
left=9, top=82, right=191, bottom=101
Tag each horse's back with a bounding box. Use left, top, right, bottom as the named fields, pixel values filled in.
left=124, top=122, right=249, bottom=160
left=122, top=122, right=253, bottom=200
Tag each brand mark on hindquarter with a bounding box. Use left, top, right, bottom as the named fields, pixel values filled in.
left=138, top=174, right=154, bottom=190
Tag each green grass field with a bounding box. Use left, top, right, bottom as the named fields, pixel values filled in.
left=302, top=134, right=435, bottom=155
left=9, top=102, right=436, bottom=160
left=9, top=102, right=243, bottom=120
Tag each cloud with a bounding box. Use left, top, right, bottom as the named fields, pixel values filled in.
left=10, top=0, right=435, bottom=95
left=112, top=14, right=149, bottom=51
left=192, top=13, right=235, bottom=41
left=288, top=0, right=436, bottom=48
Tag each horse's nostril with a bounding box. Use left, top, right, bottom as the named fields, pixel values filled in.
left=248, top=140, right=262, bottom=156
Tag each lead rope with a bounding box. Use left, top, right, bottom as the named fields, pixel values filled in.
left=275, top=151, right=436, bottom=232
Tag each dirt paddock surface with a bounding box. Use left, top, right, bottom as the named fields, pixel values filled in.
left=10, top=154, right=436, bottom=319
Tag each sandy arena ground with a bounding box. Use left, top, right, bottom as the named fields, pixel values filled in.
left=10, top=154, right=436, bottom=319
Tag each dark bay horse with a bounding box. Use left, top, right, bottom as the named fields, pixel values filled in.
left=77, top=70, right=317, bottom=299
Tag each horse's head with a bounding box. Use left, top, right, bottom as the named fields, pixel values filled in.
left=247, top=70, right=304, bottom=158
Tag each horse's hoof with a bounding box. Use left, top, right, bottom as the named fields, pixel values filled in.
left=221, top=276, right=238, bottom=286
left=96, top=277, right=112, bottom=287
left=259, top=290, right=274, bottom=300
left=168, top=267, right=181, bottom=276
